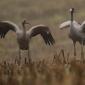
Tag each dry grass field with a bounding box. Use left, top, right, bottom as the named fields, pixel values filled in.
left=0, top=0, right=85, bottom=85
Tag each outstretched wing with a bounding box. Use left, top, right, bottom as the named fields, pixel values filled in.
left=27, top=25, right=55, bottom=45
left=59, top=20, right=79, bottom=30
left=0, top=21, right=20, bottom=38
left=59, top=21, right=71, bottom=29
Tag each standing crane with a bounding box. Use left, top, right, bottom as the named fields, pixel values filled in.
left=59, top=8, right=85, bottom=60
left=0, top=20, right=55, bottom=62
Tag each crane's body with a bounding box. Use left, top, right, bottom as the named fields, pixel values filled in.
left=0, top=20, right=55, bottom=63
left=17, top=33, right=29, bottom=50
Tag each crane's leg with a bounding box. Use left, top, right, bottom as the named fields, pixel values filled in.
left=73, top=41, right=76, bottom=56
left=18, top=48, right=21, bottom=65
left=81, top=40, right=84, bottom=61
left=27, top=45, right=31, bottom=64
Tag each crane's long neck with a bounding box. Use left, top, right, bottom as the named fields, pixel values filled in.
left=22, top=24, right=26, bottom=37
left=71, top=11, right=73, bottom=23
left=70, top=10, right=74, bottom=30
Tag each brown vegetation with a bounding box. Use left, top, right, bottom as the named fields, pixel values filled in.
left=0, top=49, right=84, bottom=85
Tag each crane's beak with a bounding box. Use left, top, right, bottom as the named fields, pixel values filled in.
left=23, top=19, right=31, bottom=26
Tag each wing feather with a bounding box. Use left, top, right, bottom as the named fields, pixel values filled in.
left=59, top=20, right=79, bottom=30
left=27, top=25, right=55, bottom=45
left=81, top=21, right=85, bottom=33
left=0, top=21, right=20, bottom=38
left=59, top=21, right=71, bottom=29
left=47, top=32, right=55, bottom=45
left=41, top=32, right=49, bottom=45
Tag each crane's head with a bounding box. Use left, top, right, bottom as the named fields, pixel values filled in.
left=22, top=19, right=31, bottom=28
left=69, top=8, right=74, bottom=14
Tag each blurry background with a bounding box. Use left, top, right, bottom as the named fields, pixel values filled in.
left=0, top=0, right=85, bottom=61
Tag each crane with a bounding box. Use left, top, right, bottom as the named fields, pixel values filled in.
left=0, top=20, right=55, bottom=63
left=59, top=8, right=85, bottom=60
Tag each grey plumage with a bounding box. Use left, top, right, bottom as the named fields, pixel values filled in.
left=59, top=8, right=85, bottom=59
